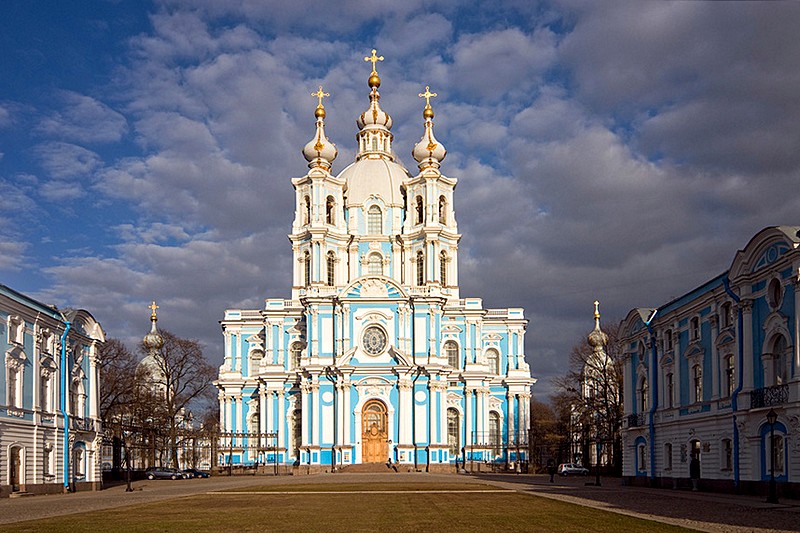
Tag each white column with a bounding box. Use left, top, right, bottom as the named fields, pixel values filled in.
left=278, top=391, right=285, bottom=457
left=311, top=382, right=320, bottom=447
left=88, top=343, right=99, bottom=418
left=399, top=381, right=411, bottom=445
left=507, top=392, right=516, bottom=442
left=710, top=314, right=720, bottom=399
left=260, top=387, right=268, bottom=445
left=465, top=389, right=473, bottom=449
left=301, top=383, right=309, bottom=447
left=342, top=379, right=351, bottom=448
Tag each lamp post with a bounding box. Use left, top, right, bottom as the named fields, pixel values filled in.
left=766, top=409, right=779, bottom=504
left=594, top=435, right=602, bottom=487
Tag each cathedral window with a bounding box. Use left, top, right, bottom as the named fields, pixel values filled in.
left=438, top=196, right=446, bottom=224
left=724, top=355, right=734, bottom=397
left=665, top=372, right=674, bottom=408
left=249, top=349, right=263, bottom=376
left=367, top=205, right=382, bottom=234
left=485, top=348, right=499, bottom=374
left=304, top=251, right=311, bottom=286
left=367, top=253, right=383, bottom=276
left=771, top=334, right=788, bottom=385
left=326, top=196, right=335, bottom=225
left=445, top=341, right=459, bottom=368
left=327, top=252, right=336, bottom=286
left=290, top=343, right=302, bottom=370
left=416, top=251, right=425, bottom=286
left=489, top=412, right=501, bottom=454
left=768, top=278, right=783, bottom=310
left=690, top=317, right=700, bottom=341
left=447, top=408, right=460, bottom=456
left=440, top=251, right=447, bottom=286
left=41, top=371, right=53, bottom=412
left=692, top=364, right=703, bottom=403
left=303, top=196, right=311, bottom=225
left=7, top=363, right=21, bottom=409
left=638, top=376, right=647, bottom=412
left=415, top=196, right=423, bottom=225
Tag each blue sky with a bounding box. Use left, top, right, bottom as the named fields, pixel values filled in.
left=3, top=1, right=800, bottom=397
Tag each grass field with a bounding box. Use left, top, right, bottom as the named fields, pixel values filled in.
left=1, top=482, right=692, bottom=533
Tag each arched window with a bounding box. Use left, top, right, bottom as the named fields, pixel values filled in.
left=438, top=195, right=446, bottom=224
left=367, top=205, right=382, bottom=234
left=371, top=136, right=378, bottom=151
left=772, top=335, right=788, bottom=385
left=290, top=343, right=302, bottom=370
left=486, top=348, right=499, bottom=374
left=445, top=341, right=459, bottom=368
left=768, top=278, right=783, bottom=310
left=249, top=349, right=263, bottom=376
left=41, top=372, right=52, bottom=412
left=303, top=196, right=311, bottom=225
left=665, top=372, right=674, bottom=408
left=367, top=253, right=383, bottom=276
left=440, top=251, right=447, bottom=286
left=415, top=196, right=424, bottom=225
left=690, top=317, right=700, bottom=340
left=637, top=443, right=647, bottom=473
left=489, top=412, right=501, bottom=453
left=326, top=196, right=335, bottom=225
left=247, top=408, right=260, bottom=434
left=326, top=252, right=336, bottom=286
left=665, top=329, right=673, bottom=351
left=303, top=251, right=311, bottom=286
left=692, top=364, right=703, bottom=403
left=664, top=442, right=673, bottom=470
left=7, top=364, right=20, bottom=408
left=638, top=377, right=648, bottom=412
left=416, top=251, right=425, bottom=286
left=447, top=408, right=460, bottom=456
left=724, top=355, right=735, bottom=396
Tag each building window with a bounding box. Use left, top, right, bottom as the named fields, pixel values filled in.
left=690, top=317, right=700, bottom=341
left=447, top=408, right=460, bottom=456
left=41, top=372, right=52, bottom=412
left=768, top=278, right=783, bottom=310
left=638, top=377, right=648, bottom=412
left=304, top=251, right=311, bottom=286
left=326, top=196, right=335, bottom=225
left=721, top=438, right=732, bottom=470
left=664, top=443, right=672, bottom=471
left=367, top=205, right=382, bottom=234
left=772, top=335, right=788, bottom=385
left=367, top=253, right=383, bottom=276
left=665, top=329, right=673, bottom=351
left=326, top=252, right=336, bottom=286
left=303, top=196, right=311, bottom=225
left=416, top=251, right=425, bottom=286
left=74, top=447, right=85, bottom=479
left=438, top=196, right=446, bottom=224
left=439, top=251, right=447, bottom=286
left=290, top=343, right=302, bottom=370
left=445, top=341, right=459, bottom=368
left=486, top=348, right=499, bottom=374
left=724, top=355, right=735, bottom=397
left=638, top=443, right=647, bottom=473
left=489, top=412, right=501, bottom=454
left=249, top=349, right=263, bottom=376
left=720, top=302, right=732, bottom=329
left=771, top=434, right=785, bottom=475
left=7, top=362, right=22, bottom=409
left=665, top=372, right=674, bottom=408
left=415, top=196, right=423, bottom=225
left=692, top=364, right=703, bottom=403
left=637, top=342, right=645, bottom=362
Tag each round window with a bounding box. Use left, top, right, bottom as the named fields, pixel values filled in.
left=362, top=325, right=387, bottom=355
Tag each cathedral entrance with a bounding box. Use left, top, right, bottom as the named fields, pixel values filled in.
left=362, top=400, right=388, bottom=463
left=9, top=446, right=21, bottom=492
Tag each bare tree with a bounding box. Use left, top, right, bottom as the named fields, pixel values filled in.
left=138, top=330, right=217, bottom=468
left=98, top=338, right=137, bottom=429
left=554, top=320, right=624, bottom=472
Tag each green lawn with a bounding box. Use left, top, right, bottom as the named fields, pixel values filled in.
left=2, top=483, right=692, bottom=533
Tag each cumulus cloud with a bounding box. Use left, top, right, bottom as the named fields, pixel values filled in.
left=37, top=91, right=128, bottom=143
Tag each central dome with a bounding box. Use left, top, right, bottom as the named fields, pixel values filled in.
left=339, top=158, right=409, bottom=207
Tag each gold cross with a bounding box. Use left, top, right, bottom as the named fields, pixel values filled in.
left=418, top=86, right=437, bottom=107
left=149, top=301, right=159, bottom=318
left=311, top=86, right=329, bottom=107
left=364, top=49, right=384, bottom=73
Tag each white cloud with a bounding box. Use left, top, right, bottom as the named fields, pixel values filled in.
left=35, top=142, right=101, bottom=179
left=37, top=92, right=128, bottom=143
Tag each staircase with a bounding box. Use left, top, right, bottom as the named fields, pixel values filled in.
left=336, top=462, right=397, bottom=473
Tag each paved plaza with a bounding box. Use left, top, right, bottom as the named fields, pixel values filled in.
left=1, top=473, right=798, bottom=532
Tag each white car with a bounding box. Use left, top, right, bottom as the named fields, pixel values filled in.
left=558, top=463, right=589, bottom=476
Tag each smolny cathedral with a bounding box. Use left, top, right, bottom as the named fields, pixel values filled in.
left=214, top=51, right=535, bottom=472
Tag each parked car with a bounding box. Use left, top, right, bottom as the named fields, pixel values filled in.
left=558, top=463, right=589, bottom=476
left=145, top=467, right=185, bottom=480
left=183, top=468, right=210, bottom=478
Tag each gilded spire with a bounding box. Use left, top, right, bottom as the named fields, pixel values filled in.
left=303, top=85, right=337, bottom=169
left=364, top=49, right=384, bottom=88
left=143, top=300, right=164, bottom=351
left=587, top=300, right=608, bottom=351
left=413, top=85, right=446, bottom=169
left=149, top=300, right=159, bottom=321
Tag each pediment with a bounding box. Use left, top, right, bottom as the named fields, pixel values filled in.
left=342, top=276, right=407, bottom=299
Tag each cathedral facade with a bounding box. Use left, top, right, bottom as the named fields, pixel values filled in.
left=215, top=53, right=535, bottom=471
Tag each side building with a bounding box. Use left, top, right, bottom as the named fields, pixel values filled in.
left=215, top=53, right=536, bottom=473
left=620, top=226, right=800, bottom=494
left=1, top=284, right=104, bottom=496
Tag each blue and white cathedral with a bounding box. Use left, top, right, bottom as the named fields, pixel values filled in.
left=215, top=51, right=535, bottom=471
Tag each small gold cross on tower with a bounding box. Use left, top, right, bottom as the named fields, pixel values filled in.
left=311, top=86, right=329, bottom=107
left=364, top=49, right=384, bottom=73
left=418, top=86, right=437, bottom=107
left=149, top=301, right=159, bottom=320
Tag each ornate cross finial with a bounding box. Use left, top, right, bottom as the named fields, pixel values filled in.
left=364, top=49, right=384, bottom=73
left=418, top=86, right=437, bottom=107
left=311, top=86, right=329, bottom=107
left=594, top=300, right=600, bottom=320
left=149, top=301, right=159, bottom=320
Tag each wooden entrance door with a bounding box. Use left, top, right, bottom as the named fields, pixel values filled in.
left=362, top=400, right=388, bottom=463
left=10, top=446, right=21, bottom=491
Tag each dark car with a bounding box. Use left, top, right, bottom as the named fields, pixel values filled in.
left=145, top=467, right=184, bottom=480
left=182, top=468, right=210, bottom=478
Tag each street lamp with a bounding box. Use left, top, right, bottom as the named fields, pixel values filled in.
left=766, top=409, right=779, bottom=504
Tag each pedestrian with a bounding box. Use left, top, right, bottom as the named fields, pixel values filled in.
left=547, top=460, right=556, bottom=482
left=690, top=456, right=700, bottom=491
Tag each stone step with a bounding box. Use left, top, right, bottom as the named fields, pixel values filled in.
left=9, top=491, right=34, bottom=498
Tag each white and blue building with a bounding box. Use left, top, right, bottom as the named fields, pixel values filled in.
left=620, top=226, right=800, bottom=494
left=215, top=56, right=535, bottom=472
left=1, top=284, right=104, bottom=496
